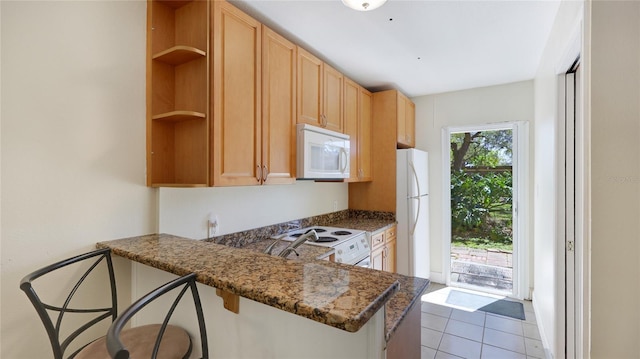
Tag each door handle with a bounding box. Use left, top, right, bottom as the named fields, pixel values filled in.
left=409, top=160, right=421, bottom=199
left=340, top=148, right=348, bottom=173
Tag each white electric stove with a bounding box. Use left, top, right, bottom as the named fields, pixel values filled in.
left=280, top=226, right=370, bottom=266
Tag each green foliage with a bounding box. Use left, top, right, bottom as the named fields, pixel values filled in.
left=450, top=170, right=513, bottom=245
left=450, top=130, right=512, bottom=168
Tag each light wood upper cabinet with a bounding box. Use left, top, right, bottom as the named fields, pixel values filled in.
left=147, top=0, right=209, bottom=187
left=148, top=0, right=382, bottom=187
left=349, top=89, right=413, bottom=211
left=297, top=48, right=323, bottom=127
left=358, top=87, right=372, bottom=181
left=323, top=64, right=344, bottom=133
left=397, top=92, right=415, bottom=149
left=211, top=1, right=262, bottom=186
left=344, top=78, right=372, bottom=182
left=261, top=26, right=297, bottom=185
left=297, top=47, right=344, bottom=133
left=344, top=78, right=359, bottom=181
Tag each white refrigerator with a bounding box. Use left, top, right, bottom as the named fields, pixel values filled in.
left=396, top=149, right=430, bottom=279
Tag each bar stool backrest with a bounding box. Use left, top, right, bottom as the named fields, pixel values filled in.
left=106, top=273, right=208, bottom=359
left=20, top=248, right=118, bottom=359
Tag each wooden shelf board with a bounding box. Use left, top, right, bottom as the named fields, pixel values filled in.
left=150, top=183, right=208, bottom=188
left=156, top=0, right=194, bottom=10
left=152, top=110, right=206, bottom=122
left=153, top=46, right=206, bottom=66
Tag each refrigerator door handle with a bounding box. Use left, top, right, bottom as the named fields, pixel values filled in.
left=409, top=160, right=421, bottom=199
left=410, top=197, right=420, bottom=236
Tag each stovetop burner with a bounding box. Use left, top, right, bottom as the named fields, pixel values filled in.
left=309, top=228, right=327, bottom=233
left=315, top=236, right=338, bottom=243
left=331, top=230, right=352, bottom=236
left=291, top=228, right=327, bottom=238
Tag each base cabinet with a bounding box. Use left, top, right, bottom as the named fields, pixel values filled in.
left=371, top=245, right=385, bottom=271
left=370, top=225, right=397, bottom=273
left=386, top=296, right=421, bottom=359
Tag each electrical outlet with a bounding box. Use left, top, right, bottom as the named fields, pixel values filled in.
left=333, top=200, right=338, bottom=211
left=208, top=214, right=219, bottom=236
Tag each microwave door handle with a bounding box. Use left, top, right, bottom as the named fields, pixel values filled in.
left=340, top=148, right=348, bottom=173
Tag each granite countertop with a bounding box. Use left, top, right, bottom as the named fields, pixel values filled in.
left=383, top=274, right=430, bottom=341
left=327, top=218, right=430, bottom=342
left=97, top=234, right=399, bottom=333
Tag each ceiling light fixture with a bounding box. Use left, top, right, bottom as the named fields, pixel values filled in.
left=342, top=0, right=387, bottom=11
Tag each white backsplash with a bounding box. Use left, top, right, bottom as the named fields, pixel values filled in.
left=158, top=181, right=348, bottom=239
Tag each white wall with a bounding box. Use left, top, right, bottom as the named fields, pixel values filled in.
left=159, top=181, right=348, bottom=239
left=412, top=81, right=534, bottom=284
left=589, top=1, right=640, bottom=356
left=134, top=263, right=386, bottom=359
left=532, top=0, right=583, bottom=356
left=0, top=2, right=155, bottom=358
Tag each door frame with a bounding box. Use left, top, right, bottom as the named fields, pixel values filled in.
left=441, top=122, right=530, bottom=299
left=555, top=17, right=588, bottom=358
left=558, top=61, right=589, bottom=359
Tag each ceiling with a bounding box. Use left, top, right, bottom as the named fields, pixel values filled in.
left=231, top=0, right=561, bottom=98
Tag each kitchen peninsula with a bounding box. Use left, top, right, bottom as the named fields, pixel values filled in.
left=98, top=231, right=429, bottom=358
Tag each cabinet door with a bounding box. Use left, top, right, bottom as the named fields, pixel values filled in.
left=211, top=1, right=262, bottom=186
left=262, top=26, right=296, bottom=185
left=385, top=236, right=397, bottom=273
left=396, top=91, right=409, bottom=147
left=343, top=78, right=359, bottom=181
left=371, top=246, right=385, bottom=271
left=405, top=98, right=415, bottom=148
left=323, top=64, right=344, bottom=133
left=397, top=92, right=415, bottom=148
left=358, top=87, right=372, bottom=181
left=297, top=47, right=323, bottom=127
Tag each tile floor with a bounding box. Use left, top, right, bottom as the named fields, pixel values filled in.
left=421, top=283, right=545, bottom=359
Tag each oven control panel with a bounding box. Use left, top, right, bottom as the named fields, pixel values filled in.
left=333, top=234, right=369, bottom=264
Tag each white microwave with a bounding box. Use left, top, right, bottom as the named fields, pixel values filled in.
left=296, top=124, right=350, bottom=180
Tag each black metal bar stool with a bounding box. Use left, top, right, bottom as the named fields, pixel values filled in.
left=106, top=273, right=208, bottom=359
left=20, top=248, right=203, bottom=359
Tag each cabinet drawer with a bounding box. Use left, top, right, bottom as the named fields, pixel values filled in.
left=385, top=226, right=397, bottom=241
left=371, top=232, right=385, bottom=249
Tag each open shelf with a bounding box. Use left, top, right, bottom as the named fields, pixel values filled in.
left=148, top=0, right=209, bottom=187
left=149, top=183, right=209, bottom=188
left=150, top=117, right=208, bottom=186
left=156, top=0, right=195, bottom=10
left=153, top=46, right=206, bottom=66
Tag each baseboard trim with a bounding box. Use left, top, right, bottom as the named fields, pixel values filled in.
left=429, top=271, right=444, bottom=284
left=532, top=290, right=553, bottom=359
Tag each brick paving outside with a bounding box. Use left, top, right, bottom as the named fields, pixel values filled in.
left=451, top=246, right=513, bottom=292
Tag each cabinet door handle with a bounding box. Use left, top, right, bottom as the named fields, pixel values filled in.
left=256, top=165, right=262, bottom=182
left=262, top=165, right=268, bottom=182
